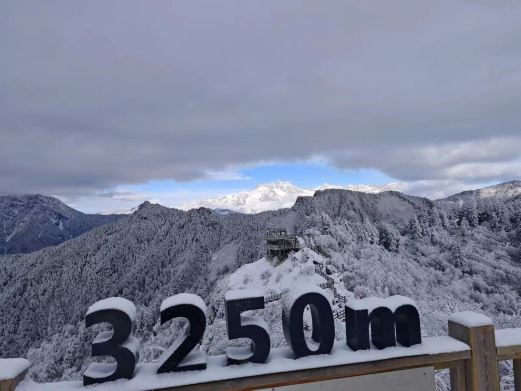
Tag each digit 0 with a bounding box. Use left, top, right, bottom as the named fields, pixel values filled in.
left=282, top=288, right=334, bottom=358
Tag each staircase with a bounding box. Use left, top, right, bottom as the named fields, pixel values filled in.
left=314, top=264, right=347, bottom=305
left=264, top=258, right=349, bottom=324
left=264, top=292, right=283, bottom=304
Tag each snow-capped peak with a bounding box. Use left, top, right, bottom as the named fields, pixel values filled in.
left=180, top=181, right=404, bottom=213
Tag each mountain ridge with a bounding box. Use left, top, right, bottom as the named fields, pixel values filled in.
left=443, top=180, right=521, bottom=202
left=0, top=194, right=123, bottom=255
left=180, top=181, right=404, bottom=213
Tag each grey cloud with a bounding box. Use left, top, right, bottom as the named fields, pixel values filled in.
left=330, top=138, right=521, bottom=183
left=1, top=0, right=521, bottom=196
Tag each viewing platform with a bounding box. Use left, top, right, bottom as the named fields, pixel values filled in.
left=266, top=229, right=299, bottom=260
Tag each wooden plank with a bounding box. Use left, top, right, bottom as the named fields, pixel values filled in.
left=450, top=360, right=466, bottom=391
left=275, top=367, right=435, bottom=391
left=154, top=351, right=469, bottom=391
left=435, top=359, right=469, bottom=370
left=496, top=344, right=521, bottom=361
left=448, top=320, right=499, bottom=391
left=514, top=359, right=521, bottom=391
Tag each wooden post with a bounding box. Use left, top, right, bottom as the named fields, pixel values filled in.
left=450, top=360, right=466, bottom=391
left=0, top=359, right=30, bottom=391
left=0, top=371, right=27, bottom=391
left=448, top=312, right=499, bottom=391
left=0, top=375, right=25, bottom=391
left=514, top=359, right=521, bottom=390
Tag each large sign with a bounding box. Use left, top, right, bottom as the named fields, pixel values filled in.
left=82, top=285, right=421, bottom=386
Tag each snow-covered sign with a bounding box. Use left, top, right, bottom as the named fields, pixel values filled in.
left=82, top=288, right=422, bottom=387
left=83, top=298, right=139, bottom=385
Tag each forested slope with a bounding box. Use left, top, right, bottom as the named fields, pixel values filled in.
left=0, top=195, right=122, bottom=254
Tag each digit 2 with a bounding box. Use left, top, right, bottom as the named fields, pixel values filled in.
left=157, top=293, right=207, bottom=373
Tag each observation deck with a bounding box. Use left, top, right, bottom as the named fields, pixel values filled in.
left=266, top=229, right=299, bottom=260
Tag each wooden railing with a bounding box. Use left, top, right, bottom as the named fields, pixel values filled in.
left=496, top=328, right=521, bottom=389
left=266, top=243, right=299, bottom=251
left=1, top=314, right=520, bottom=391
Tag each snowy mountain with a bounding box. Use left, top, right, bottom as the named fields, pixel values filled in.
left=443, top=180, right=521, bottom=202
left=180, top=181, right=403, bottom=213
left=0, top=194, right=123, bottom=254
left=1, top=183, right=521, bottom=389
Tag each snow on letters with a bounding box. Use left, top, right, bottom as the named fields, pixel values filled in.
left=224, top=288, right=265, bottom=301
left=86, top=297, right=137, bottom=321
left=349, top=295, right=417, bottom=313
left=160, top=293, right=207, bottom=314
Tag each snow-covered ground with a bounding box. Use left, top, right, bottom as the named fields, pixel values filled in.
left=202, top=249, right=353, bottom=348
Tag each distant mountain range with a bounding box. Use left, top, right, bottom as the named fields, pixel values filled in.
left=180, top=181, right=404, bottom=213
left=1, top=180, right=521, bottom=386
left=1, top=181, right=519, bottom=255
left=0, top=194, right=123, bottom=255
left=180, top=180, right=521, bottom=213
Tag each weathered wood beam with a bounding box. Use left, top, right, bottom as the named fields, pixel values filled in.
left=153, top=351, right=469, bottom=391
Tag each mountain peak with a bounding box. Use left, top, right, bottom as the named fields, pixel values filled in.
left=134, top=200, right=172, bottom=216
left=138, top=200, right=152, bottom=209
left=0, top=193, right=72, bottom=214
left=478, top=180, right=521, bottom=198
left=180, top=181, right=402, bottom=213
left=0, top=194, right=121, bottom=254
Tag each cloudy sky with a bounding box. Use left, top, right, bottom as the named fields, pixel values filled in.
left=1, top=1, right=521, bottom=213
